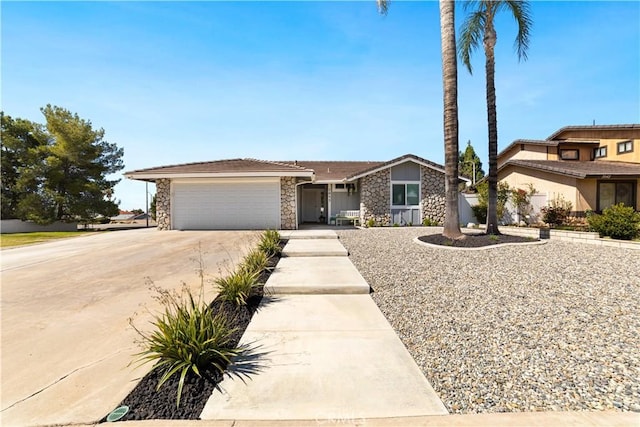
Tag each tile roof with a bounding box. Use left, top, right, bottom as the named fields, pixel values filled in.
left=547, top=124, right=640, bottom=140
left=502, top=160, right=640, bottom=179
left=280, top=161, right=385, bottom=182
left=125, top=158, right=314, bottom=179
left=125, top=154, right=447, bottom=182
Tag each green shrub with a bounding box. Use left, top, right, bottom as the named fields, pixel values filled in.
left=422, top=217, right=434, bottom=226
left=475, top=181, right=511, bottom=223
left=366, top=218, right=375, bottom=228
left=587, top=203, right=640, bottom=240
left=240, top=249, right=268, bottom=276
left=541, top=194, right=572, bottom=226
left=471, top=205, right=487, bottom=224
left=215, top=269, right=260, bottom=306
left=131, top=285, right=240, bottom=407
left=258, top=229, right=281, bottom=257
left=511, top=184, right=537, bottom=225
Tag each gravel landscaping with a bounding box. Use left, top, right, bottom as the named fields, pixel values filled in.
left=337, top=227, right=640, bottom=414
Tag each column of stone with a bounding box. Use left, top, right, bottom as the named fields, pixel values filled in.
left=155, top=179, right=171, bottom=230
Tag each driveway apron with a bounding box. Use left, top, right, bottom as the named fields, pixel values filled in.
left=1, top=228, right=257, bottom=427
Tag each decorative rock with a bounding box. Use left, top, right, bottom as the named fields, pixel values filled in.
left=155, top=178, right=171, bottom=230
left=280, top=177, right=296, bottom=230
left=360, top=169, right=391, bottom=226
left=338, top=227, right=640, bottom=415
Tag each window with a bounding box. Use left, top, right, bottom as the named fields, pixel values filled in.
left=333, top=183, right=357, bottom=193
left=598, top=181, right=636, bottom=211
left=617, top=140, right=633, bottom=154
left=392, top=183, right=419, bottom=206
left=560, top=149, right=579, bottom=160
left=593, top=146, right=607, bottom=158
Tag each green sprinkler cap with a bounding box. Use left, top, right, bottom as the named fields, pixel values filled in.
left=106, top=405, right=129, bottom=422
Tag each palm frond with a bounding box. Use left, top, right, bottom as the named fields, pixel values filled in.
left=376, top=0, right=389, bottom=15
left=503, top=0, right=532, bottom=62
left=458, top=10, right=485, bottom=74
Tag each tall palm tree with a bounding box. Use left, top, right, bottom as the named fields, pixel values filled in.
left=458, top=0, right=532, bottom=235
left=378, top=0, right=463, bottom=238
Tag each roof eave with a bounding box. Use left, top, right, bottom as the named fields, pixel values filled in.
left=499, top=161, right=585, bottom=178
left=125, top=171, right=315, bottom=181
left=347, top=155, right=445, bottom=180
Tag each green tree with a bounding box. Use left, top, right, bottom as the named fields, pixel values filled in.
left=2, top=106, right=124, bottom=224
left=458, top=0, right=532, bottom=234
left=458, top=139, right=485, bottom=187
left=150, top=193, right=157, bottom=221
left=378, top=0, right=463, bottom=239
left=1, top=113, right=48, bottom=219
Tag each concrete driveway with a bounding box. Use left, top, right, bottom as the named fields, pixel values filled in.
left=1, top=228, right=258, bottom=427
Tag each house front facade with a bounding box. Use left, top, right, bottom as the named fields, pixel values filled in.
left=498, top=124, right=640, bottom=214
left=125, top=154, right=454, bottom=230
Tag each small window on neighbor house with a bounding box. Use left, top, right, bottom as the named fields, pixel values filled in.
left=593, top=146, right=607, bottom=158
left=333, top=183, right=346, bottom=191
left=560, top=149, right=579, bottom=160
left=617, top=140, right=633, bottom=154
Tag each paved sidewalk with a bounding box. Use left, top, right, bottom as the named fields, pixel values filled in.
left=111, top=411, right=640, bottom=426
left=264, top=257, right=369, bottom=294
left=201, top=230, right=447, bottom=420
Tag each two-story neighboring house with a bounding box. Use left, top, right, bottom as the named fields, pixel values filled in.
left=497, top=124, right=640, bottom=215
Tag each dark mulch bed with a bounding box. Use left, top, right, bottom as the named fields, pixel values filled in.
left=418, top=233, right=538, bottom=248
left=101, top=240, right=286, bottom=422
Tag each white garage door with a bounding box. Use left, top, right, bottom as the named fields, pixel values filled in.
left=172, top=180, right=280, bottom=230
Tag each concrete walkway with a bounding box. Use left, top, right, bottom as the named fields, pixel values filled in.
left=201, top=230, right=448, bottom=420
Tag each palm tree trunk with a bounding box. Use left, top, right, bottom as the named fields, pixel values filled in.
left=484, top=21, right=500, bottom=235
left=440, top=0, right=463, bottom=239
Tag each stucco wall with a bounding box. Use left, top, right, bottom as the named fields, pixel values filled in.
left=596, top=138, right=640, bottom=163
left=156, top=179, right=171, bottom=230
left=499, top=144, right=549, bottom=168
left=499, top=165, right=579, bottom=210
left=575, top=179, right=597, bottom=211
left=0, top=220, right=78, bottom=234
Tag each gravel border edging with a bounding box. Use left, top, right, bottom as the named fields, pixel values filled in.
left=413, top=236, right=547, bottom=251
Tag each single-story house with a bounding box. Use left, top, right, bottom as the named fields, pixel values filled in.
left=498, top=124, right=640, bottom=214
left=124, top=154, right=460, bottom=230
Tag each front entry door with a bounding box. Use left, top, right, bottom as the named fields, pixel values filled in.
left=302, top=188, right=324, bottom=222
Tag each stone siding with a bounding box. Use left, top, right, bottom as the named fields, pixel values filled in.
left=420, top=166, right=446, bottom=224
left=360, top=169, right=391, bottom=226
left=156, top=179, right=171, bottom=230
left=280, top=177, right=297, bottom=230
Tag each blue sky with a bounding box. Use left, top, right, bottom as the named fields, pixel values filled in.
left=3, top=1, right=639, bottom=210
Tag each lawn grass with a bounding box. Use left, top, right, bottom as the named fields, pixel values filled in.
left=0, top=231, right=92, bottom=248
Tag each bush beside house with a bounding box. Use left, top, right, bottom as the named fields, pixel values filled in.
left=588, top=204, right=640, bottom=240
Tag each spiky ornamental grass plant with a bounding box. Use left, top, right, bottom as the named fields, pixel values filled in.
left=240, top=248, right=269, bottom=276
left=257, top=229, right=281, bottom=258
left=130, top=283, right=240, bottom=408
left=214, top=269, right=260, bottom=306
